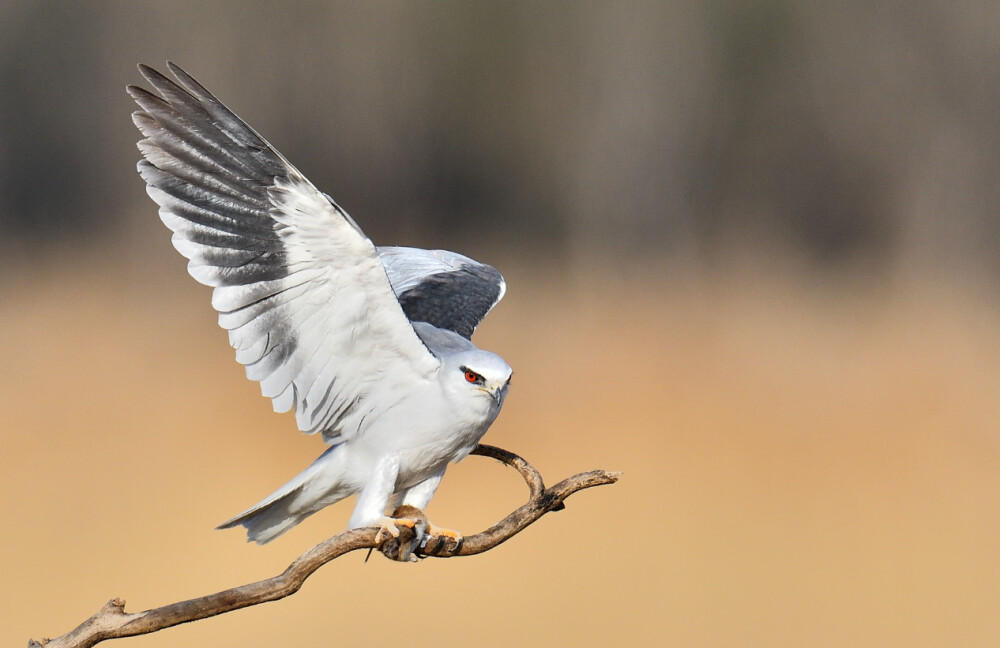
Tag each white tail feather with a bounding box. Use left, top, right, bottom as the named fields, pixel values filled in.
left=216, top=445, right=350, bottom=544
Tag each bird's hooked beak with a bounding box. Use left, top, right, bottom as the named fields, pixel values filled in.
left=481, top=381, right=506, bottom=405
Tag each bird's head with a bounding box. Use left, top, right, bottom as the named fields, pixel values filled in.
left=446, top=350, right=512, bottom=409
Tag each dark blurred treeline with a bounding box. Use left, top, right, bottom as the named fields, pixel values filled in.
left=1, top=1, right=998, bottom=275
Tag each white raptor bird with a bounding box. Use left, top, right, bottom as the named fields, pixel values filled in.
left=128, top=63, right=512, bottom=546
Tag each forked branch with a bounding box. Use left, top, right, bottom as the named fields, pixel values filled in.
left=28, top=445, right=620, bottom=648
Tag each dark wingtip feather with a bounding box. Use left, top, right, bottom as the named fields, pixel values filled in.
left=136, top=62, right=161, bottom=83
left=125, top=83, right=158, bottom=104
left=130, top=110, right=155, bottom=134
left=165, top=61, right=215, bottom=101
left=136, top=63, right=193, bottom=101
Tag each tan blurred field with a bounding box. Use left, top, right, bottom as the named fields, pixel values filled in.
left=4, top=252, right=1000, bottom=647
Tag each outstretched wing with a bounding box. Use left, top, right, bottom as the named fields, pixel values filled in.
left=129, top=62, right=439, bottom=443
left=377, top=247, right=505, bottom=339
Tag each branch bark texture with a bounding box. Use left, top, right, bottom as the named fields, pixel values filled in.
left=28, top=445, right=620, bottom=648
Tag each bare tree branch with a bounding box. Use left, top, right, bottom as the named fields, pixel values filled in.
left=28, top=445, right=621, bottom=648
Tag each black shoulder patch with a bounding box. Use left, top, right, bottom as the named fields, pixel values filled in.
left=397, top=264, right=503, bottom=339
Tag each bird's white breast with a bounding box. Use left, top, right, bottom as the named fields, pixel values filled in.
left=338, top=376, right=500, bottom=491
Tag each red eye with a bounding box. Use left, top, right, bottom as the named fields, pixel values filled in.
left=464, top=370, right=479, bottom=383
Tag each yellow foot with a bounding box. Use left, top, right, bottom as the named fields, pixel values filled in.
left=419, top=521, right=464, bottom=553
left=373, top=516, right=419, bottom=544
left=426, top=522, right=463, bottom=544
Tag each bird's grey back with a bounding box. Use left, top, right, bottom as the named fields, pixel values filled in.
left=411, top=321, right=478, bottom=359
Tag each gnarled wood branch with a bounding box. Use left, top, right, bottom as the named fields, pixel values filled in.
left=28, top=445, right=620, bottom=648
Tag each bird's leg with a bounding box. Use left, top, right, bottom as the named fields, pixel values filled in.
left=348, top=454, right=420, bottom=547
left=398, top=469, right=464, bottom=551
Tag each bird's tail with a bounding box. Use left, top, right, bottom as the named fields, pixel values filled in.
left=216, top=444, right=350, bottom=544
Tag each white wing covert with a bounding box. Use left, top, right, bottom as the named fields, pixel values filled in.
left=129, top=63, right=439, bottom=443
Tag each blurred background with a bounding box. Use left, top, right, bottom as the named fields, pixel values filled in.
left=3, top=1, right=1000, bottom=646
